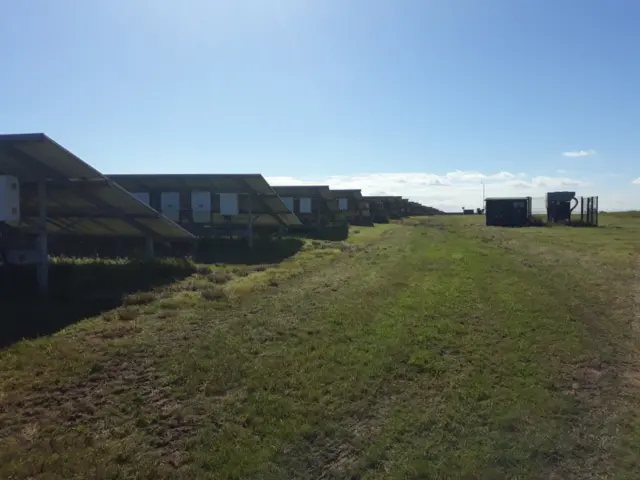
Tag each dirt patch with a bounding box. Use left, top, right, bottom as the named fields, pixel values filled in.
left=622, top=371, right=640, bottom=387
left=633, top=259, right=640, bottom=334
left=624, top=259, right=640, bottom=386
left=302, top=434, right=360, bottom=480
left=0, top=348, right=200, bottom=473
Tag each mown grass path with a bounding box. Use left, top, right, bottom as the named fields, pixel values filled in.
left=2, top=216, right=640, bottom=479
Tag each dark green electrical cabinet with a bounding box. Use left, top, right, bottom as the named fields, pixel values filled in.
left=485, top=197, right=532, bottom=227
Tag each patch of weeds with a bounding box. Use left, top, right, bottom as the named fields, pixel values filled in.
left=158, top=298, right=184, bottom=310
left=195, top=264, right=213, bottom=275
left=122, top=291, right=157, bottom=306
left=114, top=307, right=139, bottom=321
left=95, top=324, right=142, bottom=340
left=156, top=310, right=178, bottom=320
left=207, top=272, right=232, bottom=285
left=101, top=310, right=119, bottom=322
left=182, top=279, right=210, bottom=292
left=200, top=286, right=227, bottom=301
left=406, top=349, right=447, bottom=376
left=319, top=241, right=362, bottom=253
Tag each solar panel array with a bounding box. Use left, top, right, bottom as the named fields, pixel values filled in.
left=108, top=174, right=302, bottom=228
left=0, top=134, right=194, bottom=240
left=0, top=133, right=416, bottom=245
left=271, top=185, right=340, bottom=213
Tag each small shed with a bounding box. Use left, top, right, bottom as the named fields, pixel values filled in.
left=485, top=197, right=532, bottom=227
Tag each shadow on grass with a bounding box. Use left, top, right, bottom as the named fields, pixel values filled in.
left=193, top=237, right=305, bottom=265
left=0, top=259, right=195, bottom=349
left=290, top=223, right=350, bottom=242
left=45, top=237, right=305, bottom=266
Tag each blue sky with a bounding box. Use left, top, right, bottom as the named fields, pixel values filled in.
left=1, top=0, right=639, bottom=211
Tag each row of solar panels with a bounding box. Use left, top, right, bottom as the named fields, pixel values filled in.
left=106, top=175, right=364, bottom=228
left=0, top=134, right=410, bottom=242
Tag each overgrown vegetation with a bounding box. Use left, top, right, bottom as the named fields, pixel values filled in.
left=1, top=216, right=640, bottom=478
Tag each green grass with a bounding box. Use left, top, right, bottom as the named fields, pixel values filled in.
left=2, top=215, right=640, bottom=478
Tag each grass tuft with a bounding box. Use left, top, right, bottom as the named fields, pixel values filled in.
left=207, top=271, right=232, bottom=285
left=200, top=286, right=227, bottom=301
left=122, top=291, right=157, bottom=306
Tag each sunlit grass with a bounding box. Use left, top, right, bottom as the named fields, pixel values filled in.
left=2, top=216, right=640, bottom=478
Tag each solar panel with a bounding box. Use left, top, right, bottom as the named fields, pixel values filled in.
left=0, top=133, right=102, bottom=180
left=0, top=134, right=195, bottom=240
left=109, top=174, right=302, bottom=228
left=260, top=196, right=302, bottom=226
left=363, top=195, right=402, bottom=202
left=108, top=174, right=273, bottom=194
left=331, top=189, right=363, bottom=199
left=272, top=185, right=339, bottom=212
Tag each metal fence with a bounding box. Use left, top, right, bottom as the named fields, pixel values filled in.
left=579, top=196, right=599, bottom=226
left=474, top=194, right=600, bottom=227
left=528, top=195, right=599, bottom=226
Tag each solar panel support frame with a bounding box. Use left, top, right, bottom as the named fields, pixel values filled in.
left=107, top=174, right=300, bottom=238
left=145, top=237, right=155, bottom=260
left=272, top=185, right=341, bottom=232
left=247, top=193, right=253, bottom=248
left=37, top=178, right=48, bottom=295
left=3, top=143, right=171, bottom=242
left=237, top=177, right=289, bottom=230
left=0, top=135, right=200, bottom=295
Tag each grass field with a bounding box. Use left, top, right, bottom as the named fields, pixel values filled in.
left=2, top=214, right=640, bottom=479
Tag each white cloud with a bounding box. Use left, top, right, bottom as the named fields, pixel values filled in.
left=633, top=177, right=640, bottom=185
left=563, top=149, right=597, bottom=157
left=265, top=170, right=606, bottom=212
left=266, top=176, right=313, bottom=186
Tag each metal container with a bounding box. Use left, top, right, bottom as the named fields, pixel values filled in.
left=485, top=197, right=532, bottom=227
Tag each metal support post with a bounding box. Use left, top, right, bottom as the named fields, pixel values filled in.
left=247, top=193, right=254, bottom=248
left=144, top=237, right=155, bottom=260
left=36, top=179, right=48, bottom=295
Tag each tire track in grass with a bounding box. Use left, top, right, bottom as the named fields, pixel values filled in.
left=355, top=219, right=640, bottom=480
left=476, top=223, right=640, bottom=478
left=0, top=227, right=406, bottom=479
left=347, top=224, right=615, bottom=479
left=172, top=226, right=421, bottom=478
